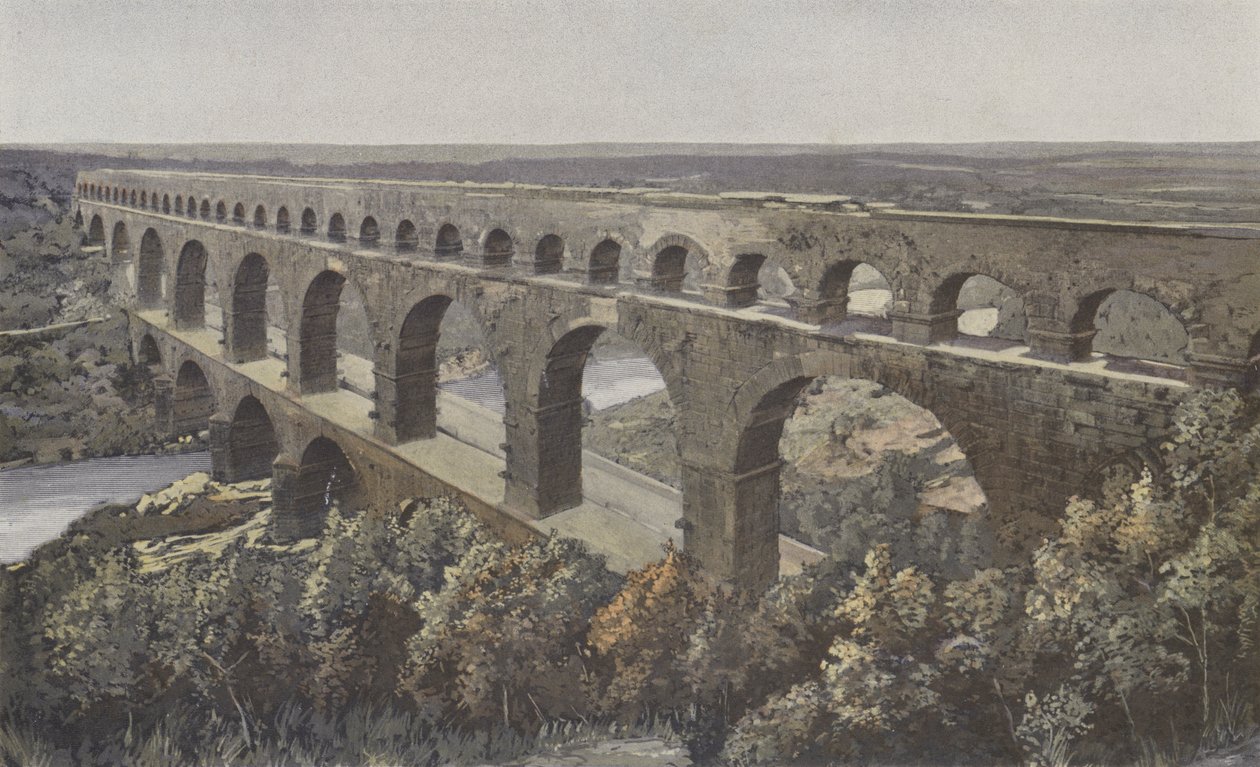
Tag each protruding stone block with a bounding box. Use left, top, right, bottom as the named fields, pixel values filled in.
left=1027, top=328, right=1098, bottom=363
left=890, top=309, right=961, bottom=345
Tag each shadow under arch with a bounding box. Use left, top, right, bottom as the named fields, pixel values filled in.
left=225, top=395, right=280, bottom=482
left=173, top=359, right=215, bottom=437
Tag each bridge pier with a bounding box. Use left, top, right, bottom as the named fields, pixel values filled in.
left=504, top=398, right=587, bottom=518
left=222, top=304, right=268, bottom=362
left=1026, top=328, right=1098, bottom=363
left=373, top=367, right=439, bottom=444
left=153, top=374, right=174, bottom=437
left=786, top=293, right=848, bottom=325
left=269, top=454, right=306, bottom=542
left=208, top=412, right=230, bottom=482
left=890, top=309, right=961, bottom=345
left=681, top=460, right=782, bottom=589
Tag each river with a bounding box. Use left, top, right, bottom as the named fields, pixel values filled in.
left=0, top=451, right=211, bottom=563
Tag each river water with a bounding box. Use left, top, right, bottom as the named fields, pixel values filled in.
left=0, top=451, right=211, bottom=563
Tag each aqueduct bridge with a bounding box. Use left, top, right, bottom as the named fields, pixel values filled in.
left=76, top=170, right=1260, bottom=586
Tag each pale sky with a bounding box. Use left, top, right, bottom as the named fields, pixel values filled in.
left=2, top=0, right=1257, bottom=144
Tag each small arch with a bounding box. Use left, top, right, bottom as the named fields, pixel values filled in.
left=87, top=214, right=105, bottom=246
left=110, top=221, right=131, bottom=264
left=162, top=194, right=171, bottom=214
left=587, top=238, right=621, bottom=284
left=140, top=191, right=148, bottom=207
left=757, top=259, right=798, bottom=304
left=393, top=295, right=454, bottom=442
left=137, top=228, right=166, bottom=309
left=723, top=253, right=767, bottom=308
left=173, top=360, right=215, bottom=437
left=435, top=223, right=463, bottom=258
left=253, top=204, right=267, bottom=229
left=216, top=200, right=227, bottom=222
left=129, top=190, right=137, bottom=206
left=137, top=334, right=162, bottom=367
left=817, top=260, right=893, bottom=323
left=186, top=196, right=198, bottom=218
left=174, top=195, right=184, bottom=215
left=276, top=207, right=291, bottom=233
left=953, top=275, right=1027, bottom=344
left=199, top=199, right=210, bottom=219
left=232, top=203, right=245, bottom=225
left=481, top=228, right=514, bottom=267
left=1070, top=288, right=1190, bottom=370
left=358, top=216, right=379, bottom=246
left=328, top=213, right=347, bottom=242
left=150, top=192, right=159, bottom=211
left=300, top=207, right=317, bottom=236
left=112, top=188, right=120, bottom=203
left=227, top=396, right=279, bottom=482
left=173, top=240, right=209, bottom=329
left=533, top=234, right=564, bottom=274
left=395, top=219, right=418, bottom=252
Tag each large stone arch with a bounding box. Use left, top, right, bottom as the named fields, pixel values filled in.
left=924, top=270, right=1031, bottom=344
left=173, top=240, right=209, bottom=329
left=387, top=294, right=455, bottom=443
left=293, top=268, right=376, bottom=394
left=478, top=226, right=516, bottom=267
left=434, top=222, right=464, bottom=259
left=640, top=233, right=711, bottom=293
left=223, top=394, right=280, bottom=483
left=226, top=252, right=272, bottom=362
left=87, top=214, right=105, bottom=246
left=506, top=315, right=682, bottom=517
left=272, top=436, right=358, bottom=540
left=1064, top=283, right=1195, bottom=365
left=172, top=359, right=216, bottom=436
left=110, top=221, right=131, bottom=264
left=137, top=228, right=166, bottom=309
left=699, top=349, right=994, bottom=586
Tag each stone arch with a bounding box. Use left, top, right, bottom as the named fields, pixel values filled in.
left=532, top=234, right=564, bottom=274
left=129, top=190, right=137, bottom=206
left=137, top=228, right=166, bottom=309
left=358, top=216, right=380, bottom=246
left=173, top=359, right=215, bottom=436
left=435, top=222, right=463, bottom=258
left=721, top=253, right=767, bottom=308
left=225, top=395, right=280, bottom=482
left=150, top=191, right=159, bottom=211
left=227, top=253, right=273, bottom=362
left=253, top=204, right=267, bottom=229
left=715, top=350, right=992, bottom=584
left=186, top=196, right=198, bottom=218
left=480, top=227, right=514, bottom=267
left=644, top=234, right=709, bottom=294
left=587, top=238, right=621, bottom=284
left=174, top=195, right=184, bottom=215
left=274, top=436, right=358, bottom=539
left=276, top=206, right=291, bottom=233
left=391, top=294, right=455, bottom=442
left=87, top=214, right=105, bottom=246
left=232, top=203, right=245, bottom=225
left=328, top=212, right=347, bottom=242
left=813, top=259, right=894, bottom=324
left=199, top=198, right=210, bottom=219
left=110, top=221, right=131, bottom=263
left=216, top=200, right=227, bottom=222
left=1068, top=287, right=1191, bottom=366
left=173, top=240, right=209, bottom=329
left=137, top=333, right=162, bottom=367
left=296, top=269, right=373, bottom=393
left=395, top=219, right=418, bottom=252
left=930, top=272, right=1028, bottom=344
left=162, top=194, right=171, bottom=214
left=112, top=187, right=120, bottom=203
left=518, top=317, right=681, bottom=516
left=140, top=191, right=148, bottom=207
left=300, top=207, right=317, bottom=235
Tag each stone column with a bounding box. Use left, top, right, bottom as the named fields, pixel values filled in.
left=680, top=459, right=783, bottom=589
left=373, top=365, right=439, bottom=444
left=890, top=309, right=961, bottom=345
left=503, top=396, right=586, bottom=518
left=268, top=454, right=303, bottom=542
left=222, top=292, right=268, bottom=363
left=208, top=412, right=231, bottom=482
left=153, top=374, right=174, bottom=437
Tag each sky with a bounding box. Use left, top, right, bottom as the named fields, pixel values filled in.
left=1, top=0, right=1257, bottom=145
